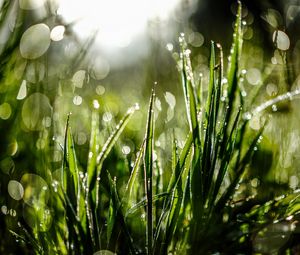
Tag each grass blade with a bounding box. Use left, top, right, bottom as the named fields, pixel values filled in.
left=144, top=89, right=155, bottom=255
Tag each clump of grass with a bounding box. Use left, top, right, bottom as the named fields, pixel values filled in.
left=4, top=2, right=300, bottom=255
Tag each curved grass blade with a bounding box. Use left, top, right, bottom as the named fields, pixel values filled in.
left=91, top=104, right=139, bottom=205
left=125, top=139, right=146, bottom=207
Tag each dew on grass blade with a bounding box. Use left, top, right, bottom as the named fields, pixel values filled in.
left=8, top=180, right=24, bottom=201
left=22, top=93, right=51, bottom=131
left=23, top=204, right=52, bottom=232
left=273, top=30, right=290, bottom=51
left=17, top=80, right=27, bottom=100
left=50, top=25, right=65, bottom=41
left=20, top=24, right=51, bottom=59
left=19, top=0, right=46, bottom=10
left=20, top=174, right=49, bottom=207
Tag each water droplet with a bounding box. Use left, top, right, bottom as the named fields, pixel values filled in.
left=273, top=30, right=290, bottom=51
left=122, top=145, right=131, bottom=155
left=103, top=112, right=112, bottom=122
left=0, top=102, right=12, bottom=120
left=246, top=68, right=261, bottom=85
left=8, top=180, right=24, bottom=201
left=9, top=209, right=17, bottom=217
left=73, top=95, right=82, bottom=106
left=20, top=24, right=51, bottom=59
left=50, top=25, right=65, bottom=41
left=93, top=100, right=100, bottom=109
left=22, top=93, right=51, bottom=131
left=243, top=112, right=252, bottom=120
left=95, top=85, right=105, bottom=95
left=1, top=205, right=7, bottom=215
left=166, top=43, right=173, bottom=51
left=249, top=116, right=260, bottom=130
left=17, top=80, right=27, bottom=100
left=72, top=70, right=86, bottom=89
left=266, top=83, right=278, bottom=96
left=251, top=178, right=259, bottom=188
left=272, top=104, right=278, bottom=112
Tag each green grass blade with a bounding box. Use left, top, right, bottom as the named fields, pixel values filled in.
left=179, top=36, right=198, bottom=132
left=216, top=126, right=264, bottom=211
left=107, top=171, right=137, bottom=254
left=125, top=139, right=146, bottom=206
left=144, top=89, right=155, bottom=255
left=92, top=104, right=139, bottom=205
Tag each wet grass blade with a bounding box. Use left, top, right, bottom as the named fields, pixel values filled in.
left=125, top=139, right=146, bottom=207
left=107, top=171, right=137, bottom=254
left=92, top=104, right=139, bottom=205
left=144, top=89, right=155, bottom=255
left=216, top=126, right=264, bottom=211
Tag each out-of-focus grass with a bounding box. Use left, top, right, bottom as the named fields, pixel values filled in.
left=1, top=1, right=300, bottom=254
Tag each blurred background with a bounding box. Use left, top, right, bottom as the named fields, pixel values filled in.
left=1, top=0, right=300, bottom=253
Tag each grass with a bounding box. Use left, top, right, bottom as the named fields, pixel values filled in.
left=1, top=1, right=300, bottom=254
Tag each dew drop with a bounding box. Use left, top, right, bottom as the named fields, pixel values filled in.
left=50, top=25, right=65, bottom=41
left=20, top=24, right=51, bottom=59
left=272, top=104, right=278, bottom=112
left=0, top=103, right=12, bottom=120
left=73, top=95, right=82, bottom=106
left=8, top=180, right=24, bottom=201
left=166, top=43, right=173, bottom=51
left=96, top=85, right=105, bottom=95
left=122, top=145, right=131, bottom=155
left=93, top=100, right=100, bottom=109
left=103, top=112, right=112, bottom=122
left=1, top=205, right=7, bottom=215
left=72, top=70, right=86, bottom=89
left=17, top=80, right=27, bottom=100
left=273, top=30, right=290, bottom=51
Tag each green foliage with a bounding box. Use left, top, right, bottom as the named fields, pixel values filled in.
left=2, top=1, right=300, bottom=255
